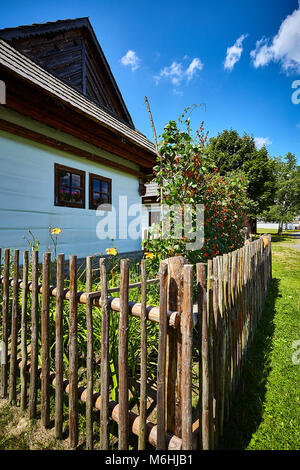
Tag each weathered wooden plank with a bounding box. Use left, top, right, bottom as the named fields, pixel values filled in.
left=9, top=250, right=19, bottom=404
left=55, top=253, right=64, bottom=439
left=232, top=250, right=239, bottom=393
left=196, top=263, right=203, bottom=449
left=181, top=264, right=193, bottom=450
left=69, top=255, right=79, bottom=448
left=1, top=249, right=9, bottom=398
left=41, top=252, right=51, bottom=428
left=207, top=260, right=214, bottom=449
left=86, top=256, right=93, bottom=450
left=165, top=256, right=184, bottom=437
left=225, top=252, right=232, bottom=421
left=212, top=257, right=220, bottom=444
left=100, top=258, right=110, bottom=450
left=20, top=251, right=29, bottom=410
left=197, top=262, right=209, bottom=450
left=29, top=250, right=39, bottom=418
left=118, top=259, right=129, bottom=450
left=157, top=261, right=168, bottom=450
left=138, top=259, right=147, bottom=450
left=216, top=254, right=225, bottom=439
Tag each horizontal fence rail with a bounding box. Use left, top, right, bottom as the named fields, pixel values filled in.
left=0, top=235, right=272, bottom=450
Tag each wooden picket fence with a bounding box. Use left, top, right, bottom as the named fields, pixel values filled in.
left=0, top=235, right=271, bottom=450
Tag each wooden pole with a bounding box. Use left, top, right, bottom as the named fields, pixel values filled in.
left=219, top=254, right=227, bottom=437
left=9, top=250, right=19, bottom=404
left=41, top=252, right=51, bottom=427
left=196, top=263, right=203, bottom=449
left=20, top=251, right=29, bottom=410
left=212, top=257, right=219, bottom=444
left=197, top=262, right=209, bottom=450
left=1, top=249, right=9, bottom=398
left=157, top=261, right=168, bottom=450
left=55, top=253, right=64, bottom=439
left=69, top=255, right=78, bottom=448
left=29, top=250, right=39, bottom=418
left=86, top=256, right=93, bottom=450
left=118, top=259, right=129, bottom=450
left=165, top=256, right=184, bottom=438
left=100, top=258, right=110, bottom=450
left=207, top=260, right=214, bottom=449
left=181, top=264, right=193, bottom=450
left=138, top=259, right=147, bottom=450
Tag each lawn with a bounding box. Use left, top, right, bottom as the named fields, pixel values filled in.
left=221, top=230, right=300, bottom=450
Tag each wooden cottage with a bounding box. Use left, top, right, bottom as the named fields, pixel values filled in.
left=0, top=18, right=156, bottom=258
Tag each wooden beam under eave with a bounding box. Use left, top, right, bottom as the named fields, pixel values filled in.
left=0, top=71, right=156, bottom=168
left=0, top=118, right=148, bottom=178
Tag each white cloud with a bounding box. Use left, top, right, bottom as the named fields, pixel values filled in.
left=154, top=61, right=184, bottom=86
left=120, top=50, right=140, bottom=71
left=254, top=136, right=272, bottom=149
left=250, top=4, right=300, bottom=74
left=224, top=34, right=248, bottom=71
left=186, top=58, right=204, bottom=80
left=154, top=57, right=203, bottom=87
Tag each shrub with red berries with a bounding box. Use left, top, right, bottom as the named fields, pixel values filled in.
left=143, top=110, right=247, bottom=266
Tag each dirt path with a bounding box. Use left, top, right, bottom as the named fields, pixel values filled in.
left=277, top=232, right=300, bottom=251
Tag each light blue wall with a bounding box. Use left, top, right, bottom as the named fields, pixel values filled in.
left=0, top=129, right=143, bottom=259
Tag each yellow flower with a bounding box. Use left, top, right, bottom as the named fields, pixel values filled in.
left=106, top=248, right=118, bottom=256
left=52, top=227, right=62, bottom=235
left=145, top=252, right=154, bottom=260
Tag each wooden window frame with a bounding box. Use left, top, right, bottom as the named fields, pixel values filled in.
left=89, top=173, right=112, bottom=211
left=54, top=163, right=86, bottom=208
left=149, top=210, right=160, bottom=227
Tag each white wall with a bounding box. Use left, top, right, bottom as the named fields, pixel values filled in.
left=0, top=130, right=143, bottom=259
left=257, top=223, right=280, bottom=230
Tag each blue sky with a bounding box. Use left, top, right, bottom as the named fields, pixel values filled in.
left=1, top=0, right=300, bottom=162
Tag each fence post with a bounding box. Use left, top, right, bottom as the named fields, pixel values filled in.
left=165, top=256, right=184, bottom=438
left=118, top=259, right=129, bottom=450
left=69, top=254, right=78, bottom=448
left=55, top=253, right=64, bottom=439
left=1, top=249, right=9, bottom=399
left=181, top=264, right=193, bottom=450
left=29, top=250, right=39, bottom=418
left=100, top=258, right=110, bottom=450
left=9, top=249, right=19, bottom=404
left=41, top=252, right=51, bottom=428
left=157, top=261, right=168, bottom=450
left=20, top=250, right=29, bottom=410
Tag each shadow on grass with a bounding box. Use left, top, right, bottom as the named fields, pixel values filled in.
left=256, top=231, right=300, bottom=244
left=219, top=277, right=280, bottom=450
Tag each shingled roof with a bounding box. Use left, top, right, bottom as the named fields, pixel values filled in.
left=0, top=17, right=134, bottom=126
left=0, top=38, right=155, bottom=154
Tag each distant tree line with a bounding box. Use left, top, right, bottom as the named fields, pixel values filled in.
left=204, top=129, right=300, bottom=234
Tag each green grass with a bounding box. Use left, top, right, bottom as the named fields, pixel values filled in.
left=221, top=233, right=300, bottom=450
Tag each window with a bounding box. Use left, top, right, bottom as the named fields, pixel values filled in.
left=149, top=210, right=160, bottom=227
left=54, top=164, right=85, bottom=208
left=89, top=173, right=112, bottom=210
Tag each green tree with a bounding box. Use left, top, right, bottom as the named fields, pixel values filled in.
left=143, top=117, right=248, bottom=266
left=205, top=129, right=275, bottom=232
left=262, top=153, right=300, bottom=234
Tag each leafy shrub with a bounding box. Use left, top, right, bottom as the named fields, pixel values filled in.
left=143, top=113, right=247, bottom=266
